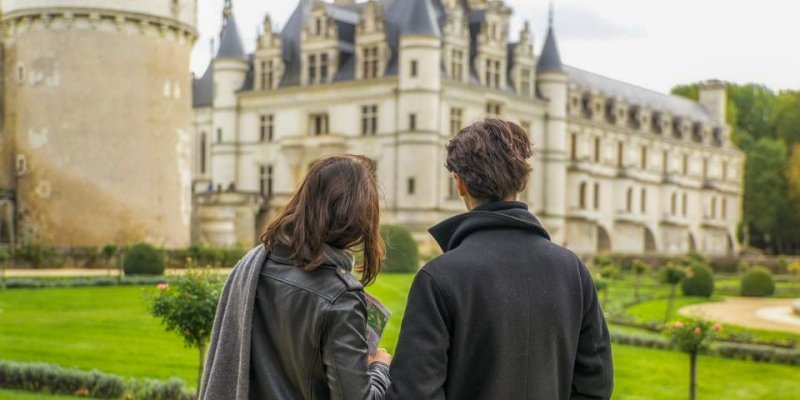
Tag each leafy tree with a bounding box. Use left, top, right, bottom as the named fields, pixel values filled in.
left=744, top=138, right=791, bottom=253
left=727, top=84, right=778, bottom=141
left=146, top=266, right=222, bottom=393
left=668, top=320, right=723, bottom=400
left=660, top=262, right=687, bottom=324
left=771, top=91, right=800, bottom=148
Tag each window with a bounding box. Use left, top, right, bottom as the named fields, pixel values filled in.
left=308, top=54, right=317, bottom=84
left=200, top=133, right=207, bottom=174
left=682, top=153, right=689, bottom=175
left=17, top=64, right=24, bottom=82
left=363, top=46, right=379, bottom=79
left=579, top=182, right=587, bottom=209
left=409, top=113, right=417, bottom=131
left=259, top=165, right=274, bottom=197
left=702, top=157, right=709, bottom=179
left=593, top=183, right=600, bottom=210
left=449, top=108, right=463, bottom=136
left=594, top=137, right=601, bottom=163
left=410, top=60, right=418, bottom=77
left=671, top=192, right=678, bottom=215
left=217, top=128, right=222, bottom=143
left=447, top=175, right=458, bottom=199
left=626, top=187, right=633, bottom=212
left=682, top=193, right=688, bottom=216
left=641, top=146, right=648, bottom=169
left=617, top=141, right=625, bottom=168
left=722, top=161, right=728, bottom=181
left=570, top=134, right=578, bottom=160
left=520, top=68, right=532, bottom=97
left=407, top=177, right=416, bottom=195
left=486, top=101, right=502, bottom=117
left=260, top=114, right=274, bottom=142
left=315, top=17, right=322, bottom=36
left=16, top=155, right=27, bottom=175
left=721, top=198, right=727, bottom=219
left=662, top=150, right=669, bottom=174
left=484, top=58, right=501, bottom=88
left=451, top=49, right=463, bottom=80
left=361, top=105, right=378, bottom=136
left=319, top=53, right=329, bottom=83
left=310, top=113, right=329, bottom=136
left=640, top=188, right=647, bottom=213
left=494, top=60, right=501, bottom=88
left=261, top=60, right=274, bottom=90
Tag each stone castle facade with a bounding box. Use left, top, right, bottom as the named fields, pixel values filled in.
left=0, top=0, right=198, bottom=248
left=192, top=0, right=744, bottom=256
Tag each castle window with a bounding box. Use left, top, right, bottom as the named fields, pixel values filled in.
left=309, top=113, right=329, bottom=136
left=641, top=146, right=648, bottom=169
left=409, top=113, right=417, bottom=131
left=640, top=188, right=647, bottom=213
left=410, top=60, right=418, bottom=77
left=260, top=114, right=274, bottom=142
left=449, top=108, right=463, bottom=136
left=682, top=193, right=688, bottom=216
left=16, top=155, right=27, bottom=176
left=260, top=165, right=274, bottom=197
left=722, top=160, right=728, bottom=181
left=570, top=134, right=578, bottom=161
left=261, top=59, right=275, bottom=90
left=494, top=60, right=501, bottom=88
left=617, top=141, right=625, bottom=168
left=594, top=183, right=600, bottom=210
left=315, top=17, right=323, bottom=36
left=363, top=46, right=379, bottom=79
left=485, top=58, right=501, bottom=88
left=308, top=54, right=317, bottom=84
left=721, top=198, right=727, bottom=219
left=200, top=132, right=207, bottom=174
left=520, top=68, right=532, bottom=97
left=217, top=128, right=222, bottom=143
left=407, top=177, right=416, bottom=195
left=662, top=150, right=669, bottom=174
left=670, top=192, right=678, bottom=216
left=594, top=137, right=601, bottom=163
left=578, top=182, right=587, bottom=209
left=682, top=153, right=689, bottom=175
left=702, top=157, right=709, bottom=179
left=319, top=53, right=329, bottom=83
left=710, top=196, right=717, bottom=219
left=361, top=105, right=378, bottom=136
left=17, top=64, right=25, bottom=83
left=486, top=101, right=502, bottom=117
left=450, top=49, right=464, bottom=81
left=626, top=187, right=633, bottom=212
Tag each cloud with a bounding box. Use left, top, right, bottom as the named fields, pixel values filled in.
left=507, top=1, right=647, bottom=41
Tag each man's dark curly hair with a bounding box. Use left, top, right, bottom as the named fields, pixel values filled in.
left=445, top=118, right=533, bottom=202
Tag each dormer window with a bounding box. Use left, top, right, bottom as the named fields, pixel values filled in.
left=362, top=46, right=379, bottom=79
left=484, top=58, right=501, bottom=88
left=315, top=17, right=323, bottom=36
left=308, top=54, right=317, bottom=83
left=520, top=68, right=532, bottom=97
left=261, top=59, right=275, bottom=90
left=450, top=49, right=464, bottom=81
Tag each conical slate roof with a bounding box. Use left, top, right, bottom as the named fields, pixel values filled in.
left=402, top=0, right=441, bottom=37
left=217, top=14, right=247, bottom=60
left=537, top=26, right=563, bottom=73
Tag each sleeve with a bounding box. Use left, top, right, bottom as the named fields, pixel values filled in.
left=385, top=270, right=450, bottom=400
left=322, top=289, right=391, bottom=400
left=570, top=262, right=614, bottom=400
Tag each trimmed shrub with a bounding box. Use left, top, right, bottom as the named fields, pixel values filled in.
left=11, top=243, right=56, bottom=268
left=682, top=263, right=715, bottom=297
left=380, top=225, right=420, bottom=273
left=123, top=243, right=166, bottom=276
left=740, top=266, right=775, bottom=297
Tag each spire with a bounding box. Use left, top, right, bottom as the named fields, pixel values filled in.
left=537, top=3, right=564, bottom=73
left=216, top=0, right=247, bottom=60
left=401, top=0, right=441, bottom=37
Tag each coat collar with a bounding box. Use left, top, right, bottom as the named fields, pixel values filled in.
left=268, top=240, right=355, bottom=271
left=428, top=201, right=551, bottom=252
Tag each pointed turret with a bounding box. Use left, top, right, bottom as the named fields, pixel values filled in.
left=536, top=5, right=563, bottom=73
left=216, top=0, right=247, bottom=60
left=402, top=0, right=441, bottom=37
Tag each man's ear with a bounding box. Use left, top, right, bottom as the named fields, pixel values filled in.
left=454, top=173, right=468, bottom=197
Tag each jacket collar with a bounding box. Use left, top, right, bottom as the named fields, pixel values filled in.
left=269, top=240, right=355, bottom=271
left=429, top=201, right=551, bottom=252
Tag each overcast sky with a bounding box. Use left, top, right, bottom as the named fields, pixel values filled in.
left=191, top=0, right=800, bottom=94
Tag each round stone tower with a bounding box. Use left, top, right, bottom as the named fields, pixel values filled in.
left=2, top=0, right=197, bottom=247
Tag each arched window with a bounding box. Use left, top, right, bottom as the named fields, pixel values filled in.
left=579, top=182, right=587, bottom=209
left=640, top=188, right=647, bottom=213
left=626, top=187, right=633, bottom=212
left=593, top=183, right=600, bottom=210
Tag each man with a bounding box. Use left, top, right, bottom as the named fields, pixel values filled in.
left=386, top=119, right=613, bottom=399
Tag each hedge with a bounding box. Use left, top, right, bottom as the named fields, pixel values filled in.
left=0, top=360, right=194, bottom=399
left=2, top=276, right=170, bottom=290
left=681, top=263, right=715, bottom=297
left=380, top=225, right=420, bottom=273
left=123, top=244, right=166, bottom=276
left=740, top=266, right=776, bottom=297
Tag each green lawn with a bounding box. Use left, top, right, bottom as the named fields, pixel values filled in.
left=1, top=274, right=799, bottom=399
left=0, top=390, right=82, bottom=400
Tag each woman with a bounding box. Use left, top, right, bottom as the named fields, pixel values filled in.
left=200, top=155, right=392, bottom=400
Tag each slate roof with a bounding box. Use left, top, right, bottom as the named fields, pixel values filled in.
left=564, top=65, right=713, bottom=123
left=536, top=27, right=563, bottom=73
left=192, top=65, right=213, bottom=107
left=217, top=14, right=247, bottom=60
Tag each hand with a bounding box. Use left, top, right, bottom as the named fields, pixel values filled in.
left=368, top=348, right=392, bottom=366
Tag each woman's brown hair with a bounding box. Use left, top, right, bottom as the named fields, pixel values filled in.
left=261, top=154, right=384, bottom=285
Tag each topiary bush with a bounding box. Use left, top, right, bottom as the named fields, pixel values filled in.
left=380, top=225, right=420, bottom=273
left=740, top=266, right=775, bottom=297
left=123, top=243, right=166, bottom=276
left=682, top=263, right=715, bottom=298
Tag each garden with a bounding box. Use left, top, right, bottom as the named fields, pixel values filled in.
left=1, top=232, right=799, bottom=399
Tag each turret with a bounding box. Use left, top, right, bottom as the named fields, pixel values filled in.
left=535, top=6, right=568, bottom=244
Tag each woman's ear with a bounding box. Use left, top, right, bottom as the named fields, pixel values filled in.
left=454, top=173, right=468, bottom=197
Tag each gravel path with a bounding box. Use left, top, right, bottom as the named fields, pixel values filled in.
left=680, top=297, right=800, bottom=334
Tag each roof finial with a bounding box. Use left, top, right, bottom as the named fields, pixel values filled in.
left=222, top=0, right=233, bottom=27
left=548, top=1, right=554, bottom=28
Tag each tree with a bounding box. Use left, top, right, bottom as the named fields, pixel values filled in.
left=146, top=266, right=222, bottom=393
left=669, top=320, right=723, bottom=400
left=660, top=262, right=687, bottom=324
left=631, top=259, right=651, bottom=302
left=101, top=244, right=121, bottom=283
left=0, top=248, right=9, bottom=289
left=744, top=138, right=791, bottom=253
left=772, top=91, right=800, bottom=148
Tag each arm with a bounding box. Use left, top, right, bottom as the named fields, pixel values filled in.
left=571, top=263, right=614, bottom=400
left=322, top=289, right=391, bottom=400
left=386, top=270, right=450, bottom=400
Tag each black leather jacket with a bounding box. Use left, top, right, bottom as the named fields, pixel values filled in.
left=248, top=243, right=391, bottom=400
